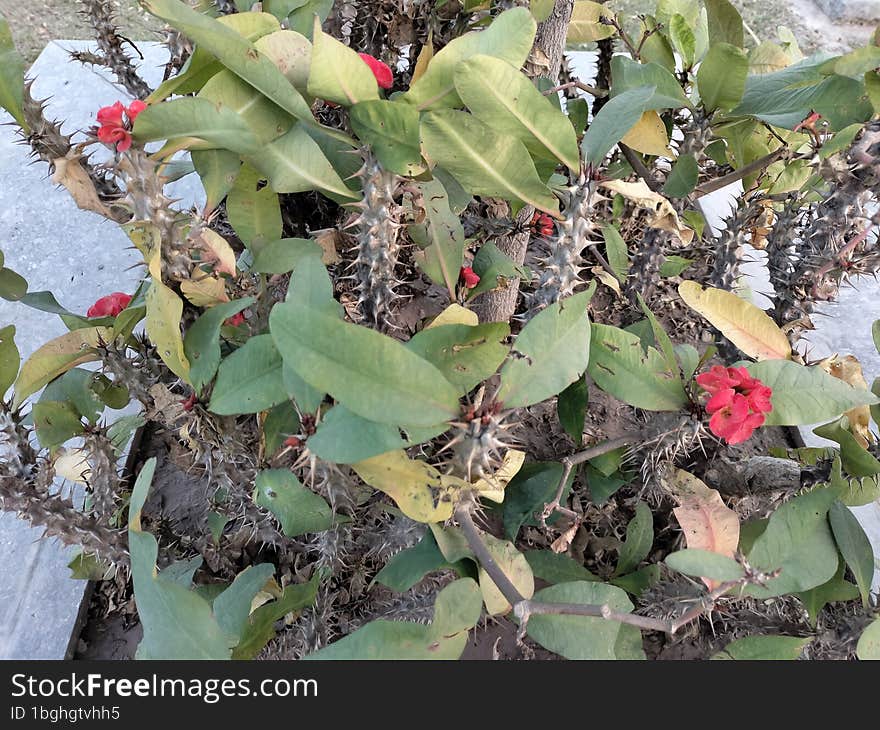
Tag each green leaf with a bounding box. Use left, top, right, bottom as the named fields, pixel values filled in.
left=857, top=618, right=880, bottom=659
left=184, top=297, right=254, bottom=391
left=524, top=550, right=599, bottom=584
left=420, top=109, right=559, bottom=216
left=744, top=360, right=880, bottom=426
left=129, top=459, right=232, bottom=659
left=0, top=267, right=27, bottom=301
left=529, top=0, right=554, bottom=23
left=405, top=322, right=510, bottom=395
left=262, top=400, right=299, bottom=454
left=610, top=564, right=661, bottom=596
left=705, top=0, right=744, bottom=48
left=192, top=149, right=241, bottom=213
left=468, top=241, right=530, bottom=299
left=796, top=558, right=859, bottom=628
left=198, top=68, right=294, bottom=143
left=253, top=29, right=312, bottom=94
left=133, top=97, right=260, bottom=154
left=0, top=15, right=27, bottom=130
left=374, top=532, right=457, bottom=592
left=454, top=55, right=580, bottom=171
left=32, top=402, right=84, bottom=451
left=254, top=469, right=333, bottom=536
left=526, top=581, right=645, bottom=660
left=307, top=405, right=406, bottom=464
left=0, top=324, right=19, bottom=396
left=502, top=462, right=571, bottom=540
left=403, top=7, right=536, bottom=110
left=602, top=224, right=629, bottom=281
left=581, top=86, right=659, bottom=165
left=826, top=456, right=880, bottom=507
left=713, top=635, right=810, bottom=660
left=814, top=418, right=880, bottom=477
left=498, top=287, right=595, bottom=409
left=557, top=376, right=589, bottom=444
left=610, top=56, right=692, bottom=110
left=614, top=502, right=653, bottom=576
left=698, top=43, right=749, bottom=111
left=247, top=123, right=359, bottom=200
left=39, top=369, right=101, bottom=425
left=270, top=301, right=461, bottom=429
left=745, top=487, right=840, bottom=597
left=141, top=0, right=314, bottom=122
left=659, top=255, right=693, bottom=277
left=232, top=575, right=319, bottom=659
left=350, top=100, right=425, bottom=176
left=212, top=563, right=276, bottom=644
left=662, top=153, right=699, bottom=197
left=588, top=323, right=688, bottom=411
left=251, top=237, right=322, bottom=274
left=669, top=13, right=696, bottom=67
left=665, top=549, right=746, bottom=582
left=828, top=500, right=875, bottom=608
left=307, top=17, right=378, bottom=106
left=208, top=334, right=287, bottom=415
left=410, top=178, right=466, bottom=297
left=305, top=578, right=481, bottom=659
left=227, top=163, right=282, bottom=252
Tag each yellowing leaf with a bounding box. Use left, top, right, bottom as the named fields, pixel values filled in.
left=412, top=33, right=434, bottom=85
left=180, top=274, right=229, bottom=307
left=661, top=467, right=740, bottom=589
left=352, top=450, right=466, bottom=523
left=13, top=327, right=110, bottom=408
left=477, top=533, right=534, bottom=615
left=599, top=179, right=693, bottom=244
left=123, top=221, right=161, bottom=259
left=427, top=304, right=479, bottom=329
left=591, top=266, right=622, bottom=296
left=473, top=449, right=526, bottom=502
left=146, top=250, right=190, bottom=382
left=620, top=111, right=670, bottom=157
left=678, top=280, right=791, bottom=361
left=195, top=229, right=237, bottom=277
left=53, top=446, right=91, bottom=484
left=818, top=354, right=874, bottom=448
left=567, top=0, right=616, bottom=43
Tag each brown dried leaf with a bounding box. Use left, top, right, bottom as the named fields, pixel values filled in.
left=312, top=228, right=343, bottom=264
left=662, top=467, right=740, bottom=589
left=51, top=153, right=115, bottom=220
left=599, top=179, right=694, bottom=244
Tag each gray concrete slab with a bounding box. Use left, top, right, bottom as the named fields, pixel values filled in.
left=0, top=41, right=202, bottom=659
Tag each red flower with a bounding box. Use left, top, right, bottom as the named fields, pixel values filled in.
left=696, top=364, right=773, bottom=444
left=530, top=211, right=555, bottom=237
left=87, top=292, right=131, bottom=318
left=96, top=100, right=147, bottom=153
left=225, top=312, right=246, bottom=327
left=358, top=53, right=393, bottom=90
left=460, top=266, right=480, bottom=289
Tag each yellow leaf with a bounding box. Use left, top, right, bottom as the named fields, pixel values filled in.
left=427, top=303, right=479, bottom=329
left=599, top=179, right=693, bottom=244
left=620, top=111, right=670, bottom=157
left=474, top=449, right=526, bottom=502
left=411, top=32, right=434, bottom=85
left=678, top=280, right=792, bottom=361
left=477, top=533, right=534, bottom=615
left=567, top=0, right=616, bottom=43
left=352, top=450, right=465, bottom=523
left=146, top=250, right=191, bottom=382
left=818, top=354, right=874, bottom=448
left=195, top=229, right=237, bottom=277
left=123, top=221, right=161, bottom=259
left=53, top=446, right=91, bottom=484
left=180, top=274, right=229, bottom=307
left=591, top=265, right=622, bottom=297
left=661, top=467, right=740, bottom=589
left=13, top=327, right=111, bottom=408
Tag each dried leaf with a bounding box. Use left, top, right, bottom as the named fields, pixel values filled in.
left=818, top=354, right=874, bottom=448
left=194, top=229, right=237, bottom=277
left=51, top=153, right=116, bottom=220
left=678, top=281, right=791, bottom=361
left=599, top=179, right=693, bottom=244
left=312, top=228, right=343, bottom=265
left=661, top=466, right=740, bottom=589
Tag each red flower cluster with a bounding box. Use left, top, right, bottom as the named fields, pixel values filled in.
left=460, top=266, right=480, bottom=289
left=96, top=100, right=147, bottom=153
left=530, top=211, right=554, bottom=238
left=224, top=312, right=246, bottom=327
left=358, top=53, right=393, bottom=90
left=87, top=292, right=131, bottom=318
left=696, top=365, right=773, bottom=445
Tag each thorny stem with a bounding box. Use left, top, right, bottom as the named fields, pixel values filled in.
left=455, top=500, right=771, bottom=641
left=810, top=224, right=877, bottom=297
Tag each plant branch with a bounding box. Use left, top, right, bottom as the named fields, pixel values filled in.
left=619, top=144, right=664, bottom=192
left=694, top=147, right=789, bottom=197
left=542, top=80, right=608, bottom=98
